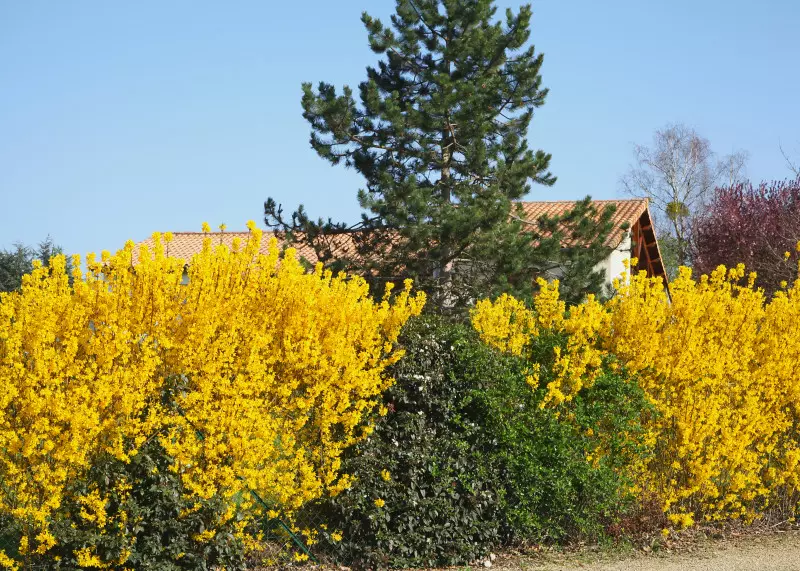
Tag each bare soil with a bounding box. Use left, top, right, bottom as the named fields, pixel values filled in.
left=488, top=529, right=800, bottom=571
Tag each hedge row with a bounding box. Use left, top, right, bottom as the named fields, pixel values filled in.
left=303, top=316, right=653, bottom=567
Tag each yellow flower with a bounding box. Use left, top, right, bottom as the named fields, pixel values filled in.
left=668, top=513, right=694, bottom=529
left=374, top=498, right=385, bottom=508
left=74, top=547, right=106, bottom=567
left=193, top=529, right=216, bottom=542
left=33, top=528, right=56, bottom=554
left=201, top=222, right=211, bottom=233
left=0, top=550, right=19, bottom=571
left=380, top=469, right=391, bottom=482
left=471, top=257, right=800, bottom=524
left=0, top=226, right=424, bottom=546
left=330, top=531, right=343, bottom=542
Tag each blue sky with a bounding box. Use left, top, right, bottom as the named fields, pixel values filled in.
left=1, top=0, right=798, bottom=256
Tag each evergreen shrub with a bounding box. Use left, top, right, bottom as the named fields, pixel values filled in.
left=309, top=317, right=652, bottom=567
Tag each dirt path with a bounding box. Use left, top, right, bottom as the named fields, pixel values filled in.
left=495, top=531, right=800, bottom=571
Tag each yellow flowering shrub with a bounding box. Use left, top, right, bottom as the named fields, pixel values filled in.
left=473, top=278, right=607, bottom=407
left=0, top=223, right=424, bottom=563
left=472, top=253, right=800, bottom=524
left=471, top=293, right=536, bottom=355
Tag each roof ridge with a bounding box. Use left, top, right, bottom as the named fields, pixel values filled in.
left=143, top=200, right=646, bottom=237
left=518, top=198, right=646, bottom=203
left=143, top=231, right=270, bottom=236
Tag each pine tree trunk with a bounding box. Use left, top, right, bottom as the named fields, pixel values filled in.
left=437, top=27, right=453, bottom=303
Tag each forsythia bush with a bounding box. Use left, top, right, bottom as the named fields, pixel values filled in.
left=0, top=223, right=424, bottom=567
left=473, top=252, right=800, bottom=526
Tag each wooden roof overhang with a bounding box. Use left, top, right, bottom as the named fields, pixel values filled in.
left=630, top=206, right=668, bottom=285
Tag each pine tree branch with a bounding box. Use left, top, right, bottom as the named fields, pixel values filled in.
left=407, top=0, right=445, bottom=42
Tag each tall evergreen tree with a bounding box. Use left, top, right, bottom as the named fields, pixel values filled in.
left=0, top=244, right=33, bottom=293
left=266, top=0, right=615, bottom=307
left=0, top=237, right=69, bottom=293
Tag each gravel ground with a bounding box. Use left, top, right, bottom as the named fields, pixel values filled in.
left=493, top=530, right=800, bottom=571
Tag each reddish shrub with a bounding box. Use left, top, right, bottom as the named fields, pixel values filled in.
left=693, top=177, right=800, bottom=294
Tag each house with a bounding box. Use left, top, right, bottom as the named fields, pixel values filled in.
left=132, top=198, right=667, bottom=289
left=518, top=199, right=667, bottom=287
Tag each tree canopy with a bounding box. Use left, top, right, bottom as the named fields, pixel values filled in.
left=266, top=0, right=615, bottom=308
left=621, top=123, right=747, bottom=277
left=693, top=177, right=800, bottom=295
left=0, top=237, right=68, bottom=293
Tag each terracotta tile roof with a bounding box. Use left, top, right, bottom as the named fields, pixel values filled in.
left=131, top=232, right=322, bottom=265
left=517, top=199, right=648, bottom=248
left=131, top=199, right=649, bottom=265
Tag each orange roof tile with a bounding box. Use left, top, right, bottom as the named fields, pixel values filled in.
left=131, top=232, right=322, bottom=265
left=131, top=199, right=649, bottom=265
left=517, top=199, right=648, bottom=248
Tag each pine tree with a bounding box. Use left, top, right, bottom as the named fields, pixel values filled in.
left=0, top=237, right=70, bottom=293
left=266, top=0, right=615, bottom=307
left=0, top=244, right=32, bottom=293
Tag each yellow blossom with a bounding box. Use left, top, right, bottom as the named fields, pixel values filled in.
left=193, top=529, right=216, bottom=542
left=0, top=550, right=19, bottom=571
left=74, top=547, right=107, bottom=568
left=0, top=227, right=424, bottom=558
left=471, top=258, right=800, bottom=524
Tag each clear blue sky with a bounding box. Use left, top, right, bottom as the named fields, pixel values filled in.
left=1, top=1, right=798, bottom=256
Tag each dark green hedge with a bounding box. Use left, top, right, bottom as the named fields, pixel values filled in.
left=306, top=317, right=653, bottom=568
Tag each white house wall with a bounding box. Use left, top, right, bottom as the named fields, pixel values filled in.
left=535, top=232, right=632, bottom=291
left=595, top=232, right=632, bottom=289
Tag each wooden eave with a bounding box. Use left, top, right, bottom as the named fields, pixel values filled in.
left=630, top=206, right=668, bottom=286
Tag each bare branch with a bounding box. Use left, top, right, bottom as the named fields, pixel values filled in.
left=780, top=142, right=800, bottom=177
left=619, top=123, right=749, bottom=268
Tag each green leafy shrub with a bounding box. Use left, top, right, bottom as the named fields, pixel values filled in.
left=305, top=317, right=506, bottom=568
left=307, top=317, right=653, bottom=567
left=22, top=437, right=248, bottom=571
left=476, top=330, right=655, bottom=542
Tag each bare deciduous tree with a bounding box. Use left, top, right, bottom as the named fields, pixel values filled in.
left=719, top=150, right=750, bottom=187
left=620, top=123, right=748, bottom=268
left=780, top=142, right=800, bottom=177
